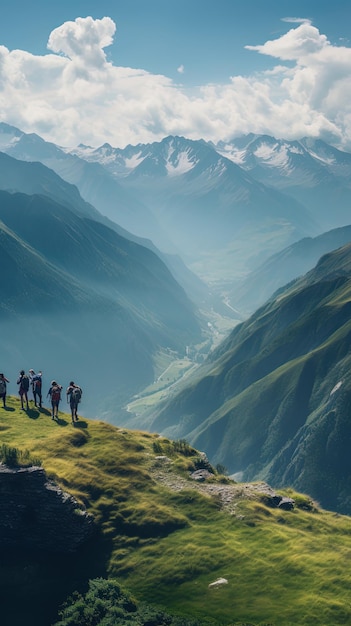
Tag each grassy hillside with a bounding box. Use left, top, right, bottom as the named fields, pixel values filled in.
left=2, top=396, right=351, bottom=626
left=147, top=242, right=351, bottom=515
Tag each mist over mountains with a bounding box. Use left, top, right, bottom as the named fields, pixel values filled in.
left=0, top=168, right=203, bottom=416
left=0, top=124, right=317, bottom=292
left=2, top=121, right=351, bottom=513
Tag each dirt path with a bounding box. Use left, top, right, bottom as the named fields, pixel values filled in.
left=149, top=455, right=277, bottom=516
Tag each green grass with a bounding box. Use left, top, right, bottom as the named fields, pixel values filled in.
left=2, top=395, right=351, bottom=626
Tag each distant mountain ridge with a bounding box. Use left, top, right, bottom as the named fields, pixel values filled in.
left=216, top=134, right=351, bottom=231
left=231, top=224, right=351, bottom=314
left=5, top=123, right=351, bottom=309
left=0, top=124, right=319, bottom=296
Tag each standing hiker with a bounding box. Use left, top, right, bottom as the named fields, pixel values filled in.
left=47, top=380, right=62, bottom=420
left=17, top=370, right=29, bottom=411
left=29, top=369, right=43, bottom=408
left=0, top=373, right=10, bottom=408
left=66, top=381, right=82, bottom=424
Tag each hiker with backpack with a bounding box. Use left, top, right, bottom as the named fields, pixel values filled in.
left=17, top=370, right=29, bottom=410
left=29, top=369, right=43, bottom=408
left=66, top=381, right=82, bottom=424
left=0, top=373, right=10, bottom=408
left=47, top=380, right=62, bottom=420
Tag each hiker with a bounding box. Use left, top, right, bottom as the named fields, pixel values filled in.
left=0, top=373, right=10, bottom=408
left=17, top=370, right=29, bottom=410
left=47, top=380, right=62, bottom=420
left=29, top=369, right=43, bottom=408
left=66, top=381, right=82, bottom=424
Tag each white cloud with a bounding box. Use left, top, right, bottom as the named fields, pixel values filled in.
left=245, top=22, right=329, bottom=60
left=48, top=16, right=116, bottom=67
left=281, top=17, right=312, bottom=25
left=177, top=64, right=185, bottom=74
left=0, top=16, right=351, bottom=149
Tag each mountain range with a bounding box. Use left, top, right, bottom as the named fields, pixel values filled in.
left=0, top=124, right=319, bottom=298
left=4, top=123, right=351, bottom=311
left=216, top=134, right=351, bottom=231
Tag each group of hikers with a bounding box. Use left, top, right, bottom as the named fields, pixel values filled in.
left=0, top=370, right=82, bottom=424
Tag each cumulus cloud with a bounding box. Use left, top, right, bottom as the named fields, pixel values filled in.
left=245, top=21, right=329, bottom=60
left=48, top=16, right=115, bottom=66
left=177, top=64, right=185, bottom=74
left=0, top=16, right=351, bottom=149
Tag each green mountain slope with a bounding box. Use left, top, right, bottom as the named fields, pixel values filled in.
left=147, top=242, right=351, bottom=514
left=0, top=189, right=203, bottom=416
left=0, top=147, right=216, bottom=313
left=2, top=400, right=351, bottom=626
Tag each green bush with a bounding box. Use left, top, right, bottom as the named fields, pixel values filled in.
left=0, top=444, right=41, bottom=468
left=171, top=439, right=195, bottom=456
left=152, top=441, right=163, bottom=454
left=53, top=578, right=204, bottom=626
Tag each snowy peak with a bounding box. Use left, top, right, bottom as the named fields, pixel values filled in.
left=216, top=133, right=351, bottom=183
left=67, top=135, right=248, bottom=185
left=216, top=134, right=314, bottom=175
left=68, top=135, right=204, bottom=179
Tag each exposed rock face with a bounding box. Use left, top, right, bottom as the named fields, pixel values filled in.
left=0, top=464, right=94, bottom=552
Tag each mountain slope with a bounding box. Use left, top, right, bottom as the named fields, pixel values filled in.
left=0, top=122, right=170, bottom=247
left=147, top=242, right=351, bottom=514
left=0, top=189, right=203, bottom=416
left=0, top=134, right=214, bottom=312
left=231, top=224, right=351, bottom=314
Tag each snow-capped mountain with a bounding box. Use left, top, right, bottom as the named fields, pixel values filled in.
left=69, top=135, right=317, bottom=271
left=3, top=123, right=351, bottom=300
left=0, top=122, right=168, bottom=247
left=216, top=133, right=351, bottom=182
left=71, top=136, right=212, bottom=179
left=216, top=134, right=351, bottom=230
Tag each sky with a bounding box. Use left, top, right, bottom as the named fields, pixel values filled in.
left=1, top=0, right=351, bottom=149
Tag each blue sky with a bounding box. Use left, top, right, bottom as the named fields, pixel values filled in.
left=1, top=0, right=351, bottom=148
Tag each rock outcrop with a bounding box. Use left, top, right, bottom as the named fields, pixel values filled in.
left=0, top=464, right=94, bottom=552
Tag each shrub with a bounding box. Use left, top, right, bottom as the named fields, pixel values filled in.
left=53, top=577, right=203, bottom=626
left=152, top=441, right=163, bottom=454
left=171, top=439, right=195, bottom=456
left=0, top=444, right=41, bottom=468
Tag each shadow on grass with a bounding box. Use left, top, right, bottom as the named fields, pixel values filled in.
left=39, top=407, right=52, bottom=416
left=73, top=420, right=88, bottom=429
left=26, top=408, right=40, bottom=420
left=3, top=406, right=15, bottom=412
left=51, top=417, right=70, bottom=427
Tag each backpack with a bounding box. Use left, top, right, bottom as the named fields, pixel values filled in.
left=0, top=379, right=6, bottom=395
left=71, top=387, right=82, bottom=403
left=51, top=386, right=61, bottom=403
left=21, top=375, right=29, bottom=392
left=33, top=377, right=42, bottom=391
